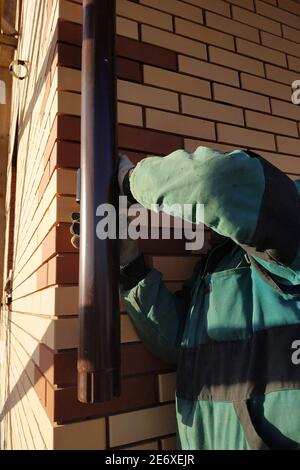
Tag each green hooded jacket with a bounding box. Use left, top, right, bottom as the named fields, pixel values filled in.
left=120, top=147, right=300, bottom=450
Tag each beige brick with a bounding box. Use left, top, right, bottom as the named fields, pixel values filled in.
left=58, top=67, right=81, bottom=93
left=158, top=373, right=176, bottom=403
left=209, top=47, right=265, bottom=77
left=161, top=436, right=177, bottom=451
left=10, top=311, right=53, bottom=348
left=265, top=64, right=300, bottom=85
left=277, top=136, right=300, bottom=156
left=271, top=98, right=300, bottom=121
left=245, top=110, right=298, bottom=137
left=140, top=0, right=203, bottom=23
left=121, top=315, right=139, bottom=343
left=256, top=0, right=300, bottom=31
left=118, top=80, right=179, bottom=112
left=142, top=25, right=207, bottom=60
left=117, top=0, right=173, bottom=31
left=206, top=11, right=260, bottom=43
left=57, top=169, right=77, bottom=195
left=288, top=55, right=300, bottom=73
left=53, top=419, right=106, bottom=450
left=182, top=95, right=244, bottom=126
left=59, top=0, right=82, bottom=23
left=55, top=318, right=79, bottom=349
left=236, top=38, right=287, bottom=67
left=283, top=25, right=300, bottom=45
left=213, top=83, right=271, bottom=113
left=258, top=151, right=300, bottom=175
left=263, top=0, right=278, bottom=5
left=278, top=0, right=300, bottom=16
left=217, top=124, right=276, bottom=151
left=261, top=31, right=300, bottom=59
left=118, top=103, right=143, bottom=126
left=143, top=66, right=211, bottom=100
left=232, top=6, right=282, bottom=36
left=109, top=404, right=176, bottom=447
left=175, top=17, right=235, bottom=51
left=123, top=441, right=159, bottom=451
left=55, top=286, right=79, bottom=316
left=9, top=352, right=47, bottom=449
left=56, top=196, right=79, bottom=224
left=290, top=175, right=300, bottom=181
left=117, top=17, right=139, bottom=40
left=146, top=109, right=216, bottom=141
left=57, top=91, right=81, bottom=116
left=241, top=73, right=291, bottom=101
left=183, top=0, right=231, bottom=17
left=179, top=55, right=239, bottom=87
left=226, top=0, right=254, bottom=10
left=184, top=138, right=238, bottom=154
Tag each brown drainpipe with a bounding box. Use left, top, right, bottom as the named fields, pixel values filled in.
left=78, top=0, right=121, bottom=404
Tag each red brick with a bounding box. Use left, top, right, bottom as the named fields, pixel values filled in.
left=50, top=141, right=81, bottom=172
left=52, top=343, right=172, bottom=387
left=52, top=375, right=157, bottom=423
left=56, top=223, right=79, bottom=254
left=116, top=36, right=177, bottom=71
left=57, top=43, right=82, bottom=70
left=57, top=115, right=81, bottom=142
left=53, top=254, right=79, bottom=285
left=118, top=125, right=183, bottom=154
left=58, top=19, right=82, bottom=46
left=121, top=343, right=173, bottom=376
left=117, top=57, right=142, bottom=83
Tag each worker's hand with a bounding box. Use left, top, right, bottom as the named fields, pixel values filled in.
left=120, top=238, right=140, bottom=267
left=119, top=200, right=140, bottom=266
left=70, top=212, right=80, bottom=249
left=70, top=210, right=140, bottom=265
left=118, top=154, right=134, bottom=195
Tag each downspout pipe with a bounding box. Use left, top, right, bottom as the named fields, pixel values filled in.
left=78, top=0, right=120, bottom=403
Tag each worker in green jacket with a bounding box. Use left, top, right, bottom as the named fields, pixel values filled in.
left=72, top=147, right=300, bottom=450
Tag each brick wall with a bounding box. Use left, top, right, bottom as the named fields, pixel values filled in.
left=1, top=0, right=300, bottom=450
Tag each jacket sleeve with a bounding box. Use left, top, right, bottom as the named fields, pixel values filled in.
left=120, top=255, right=195, bottom=364
left=129, top=147, right=300, bottom=282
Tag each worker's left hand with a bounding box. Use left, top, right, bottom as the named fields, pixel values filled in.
left=70, top=212, right=80, bottom=249
left=118, top=154, right=134, bottom=195
left=70, top=211, right=140, bottom=265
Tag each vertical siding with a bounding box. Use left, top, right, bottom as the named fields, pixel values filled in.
left=1, top=0, right=300, bottom=450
